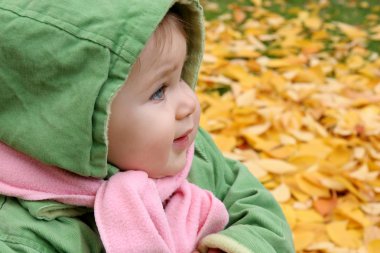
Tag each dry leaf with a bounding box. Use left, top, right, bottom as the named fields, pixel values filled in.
left=326, top=221, right=362, bottom=248
left=313, top=192, right=338, bottom=217
left=336, top=22, right=368, bottom=39
left=367, top=239, right=380, bottom=253
left=295, top=209, right=324, bottom=223
left=212, top=134, right=237, bottom=152
left=361, top=203, right=380, bottom=216
left=270, top=183, right=291, bottom=203
left=256, top=159, right=298, bottom=174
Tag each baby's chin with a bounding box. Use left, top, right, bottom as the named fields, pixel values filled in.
left=111, top=160, right=186, bottom=179
left=149, top=165, right=186, bottom=179
left=107, top=146, right=190, bottom=178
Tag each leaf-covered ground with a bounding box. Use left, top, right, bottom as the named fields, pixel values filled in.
left=198, top=1, right=380, bottom=252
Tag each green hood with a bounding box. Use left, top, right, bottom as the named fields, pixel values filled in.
left=0, top=0, right=204, bottom=178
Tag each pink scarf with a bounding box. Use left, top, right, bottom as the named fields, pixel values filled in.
left=0, top=142, right=228, bottom=253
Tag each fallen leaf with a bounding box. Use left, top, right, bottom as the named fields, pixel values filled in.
left=256, top=158, right=298, bottom=174
left=326, top=221, right=362, bottom=248
left=336, top=22, right=368, bottom=39
left=270, top=183, right=291, bottom=203
left=367, top=239, right=380, bottom=253
left=295, top=209, right=324, bottom=223
left=296, top=174, right=331, bottom=198
left=212, top=134, right=237, bottom=152
left=361, top=203, right=380, bottom=216
left=313, top=191, right=338, bottom=217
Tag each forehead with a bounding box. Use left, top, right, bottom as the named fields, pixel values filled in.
left=138, top=15, right=187, bottom=70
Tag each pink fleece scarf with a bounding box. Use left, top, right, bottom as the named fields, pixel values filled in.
left=0, top=142, right=229, bottom=253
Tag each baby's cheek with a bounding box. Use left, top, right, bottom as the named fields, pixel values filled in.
left=194, top=99, right=201, bottom=124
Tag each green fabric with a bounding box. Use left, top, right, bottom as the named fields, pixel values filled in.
left=189, top=128, right=295, bottom=253
left=0, top=0, right=204, bottom=177
left=0, top=0, right=294, bottom=252
left=0, top=196, right=103, bottom=253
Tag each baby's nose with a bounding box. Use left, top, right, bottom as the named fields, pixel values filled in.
left=175, top=81, right=196, bottom=120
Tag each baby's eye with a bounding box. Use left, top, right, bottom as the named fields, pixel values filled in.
left=150, top=85, right=167, bottom=101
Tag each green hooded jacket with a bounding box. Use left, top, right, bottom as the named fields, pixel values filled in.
left=0, top=0, right=295, bottom=252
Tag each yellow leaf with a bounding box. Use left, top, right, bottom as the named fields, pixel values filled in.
left=361, top=203, right=380, bottom=216
left=367, top=240, right=380, bottom=253
left=242, top=134, right=278, bottom=151
left=339, top=74, right=371, bottom=91
left=334, top=176, right=368, bottom=202
left=295, top=209, right=324, bottom=223
left=320, top=178, right=346, bottom=191
left=349, top=164, right=380, bottom=181
left=360, top=105, right=380, bottom=136
left=293, top=229, right=315, bottom=251
left=312, top=29, right=329, bottom=40
left=289, top=129, right=314, bottom=142
left=358, top=63, right=380, bottom=79
left=334, top=62, right=350, bottom=78
left=264, top=56, right=306, bottom=68
left=250, top=0, right=262, bottom=7
left=297, top=139, right=333, bottom=160
left=346, top=54, right=365, bottom=70
left=338, top=194, right=361, bottom=210
left=212, top=134, right=236, bottom=152
left=326, top=146, right=352, bottom=167
left=261, top=70, right=288, bottom=93
left=267, top=145, right=297, bottom=159
left=280, top=204, right=297, bottom=229
left=336, top=22, right=367, bottom=39
left=222, top=64, right=259, bottom=88
left=242, top=122, right=271, bottom=136
left=326, top=221, right=362, bottom=248
left=235, top=89, right=257, bottom=106
left=293, top=66, right=325, bottom=84
left=270, top=183, right=291, bottom=203
left=291, top=188, right=310, bottom=202
left=304, top=16, right=322, bottom=31
left=246, top=59, right=261, bottom=73
left=296, top=174, right=331, bottom=198
left=337, top=207, right=372, bottom=228
left=297, top=40, right=325, bottom=55
left=289, top=155, right=319, bottom=170
left=306, top=242, right=335, bottom=252
left=256, top=158, right=298, bottom=174
left=244, top=160, right=268, bottom=179
left=279, top=134, right=297, bottom=145
left=233, top=106, right=260, bottom=127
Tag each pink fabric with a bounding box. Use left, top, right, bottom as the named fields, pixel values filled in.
left=0, top=142, right=229, bottom=253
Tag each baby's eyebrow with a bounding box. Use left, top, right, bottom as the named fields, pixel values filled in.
left=156, top=55, right=188, bottom=78
left=157, top=64, right=180, bottom=79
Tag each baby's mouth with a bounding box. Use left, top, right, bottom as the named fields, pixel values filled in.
left=174, top=129, right=192, bottom=142
left=174, top=135, right=188, bottom=142
left=173, top=129, right=193, bottom=149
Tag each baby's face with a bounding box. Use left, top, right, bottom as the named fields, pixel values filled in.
left=107, top=22, right=200, bottom=178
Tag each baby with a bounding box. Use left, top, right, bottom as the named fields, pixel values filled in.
left=0, top=0, right=295, bottom=252
left=107, top=12, right=200, bottom=179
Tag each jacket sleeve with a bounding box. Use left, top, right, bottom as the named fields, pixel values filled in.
left=189, top=128, right=295, bottom=253
left=0, top=196, right=104, bottom=253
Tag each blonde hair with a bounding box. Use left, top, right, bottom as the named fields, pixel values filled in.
left=153, top=10, right=188, bottom=55
left=134, top=9, right=188, bottom=72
